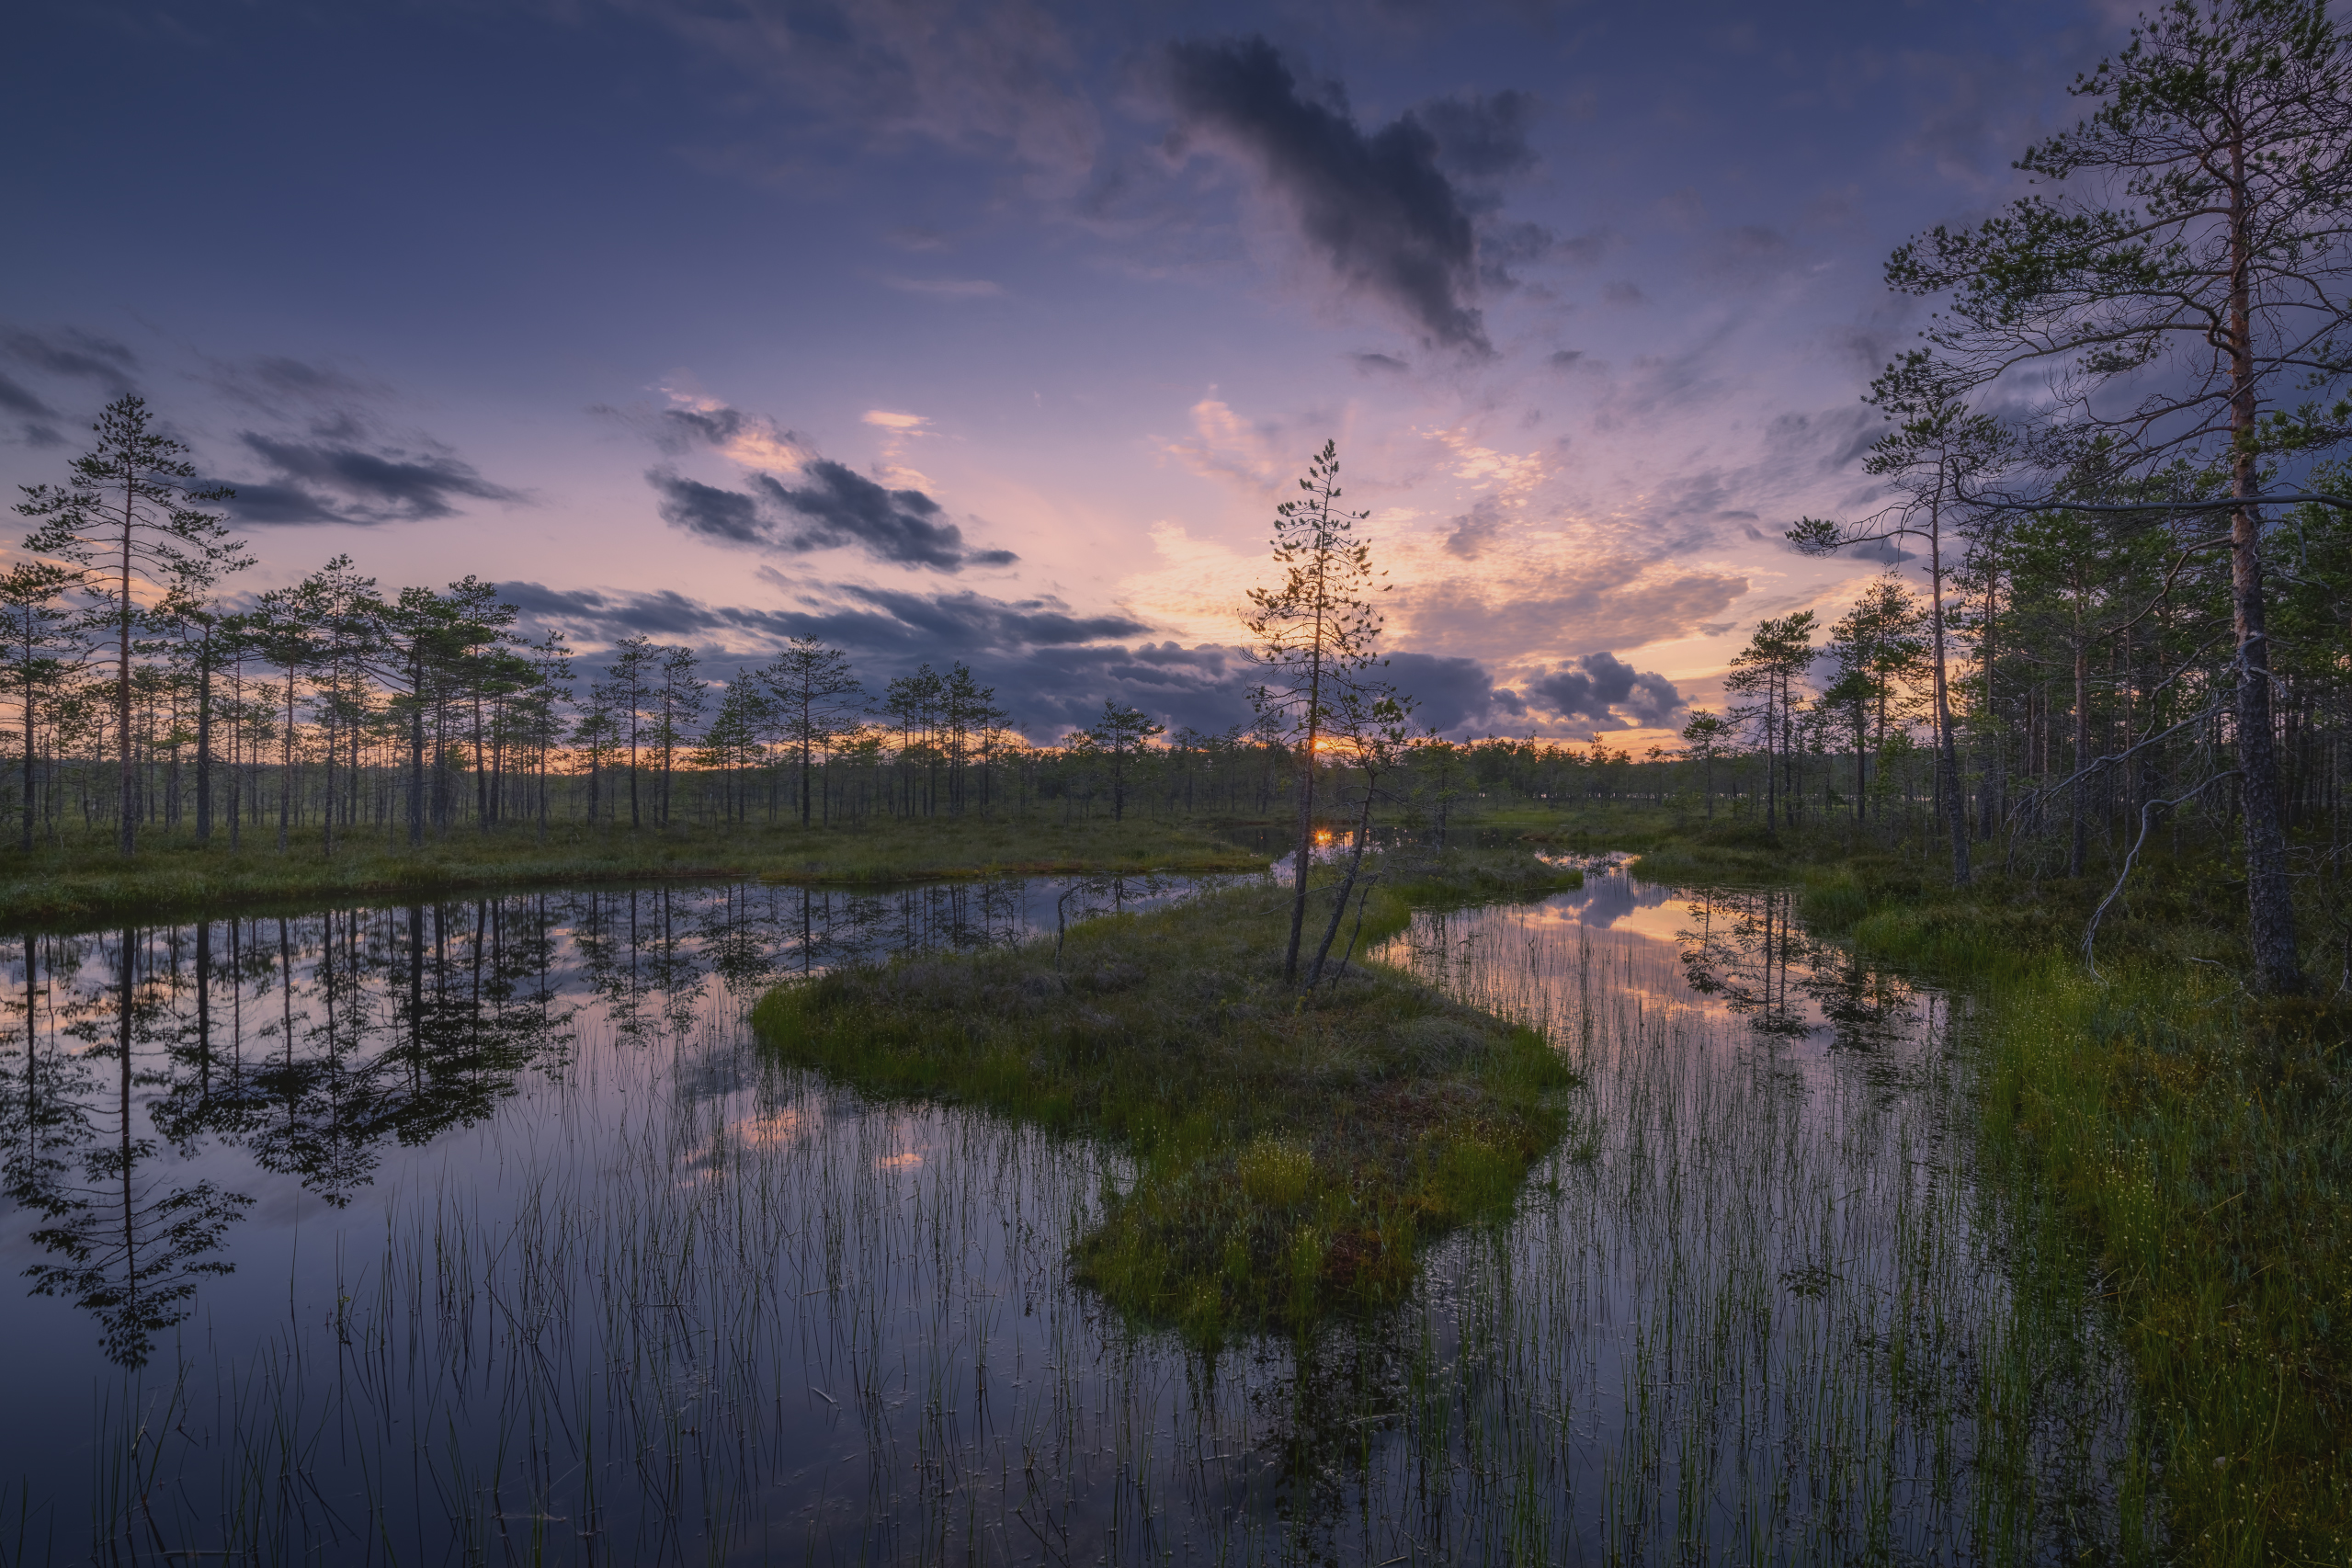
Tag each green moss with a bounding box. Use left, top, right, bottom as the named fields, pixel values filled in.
left=752, top=847, right=1583, bottom=1345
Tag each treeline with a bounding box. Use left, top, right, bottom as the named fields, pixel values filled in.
left=0, top=398, right=1728, bottom=853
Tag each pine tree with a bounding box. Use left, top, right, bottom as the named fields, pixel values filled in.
left=764, top=637, right=862, bottom=826
left=1244, top=440, right=1389, bottom=983
left=15, top=396, right=251, bottom=854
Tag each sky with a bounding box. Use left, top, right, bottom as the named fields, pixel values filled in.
left=2, top=0, right=2139, bottom=746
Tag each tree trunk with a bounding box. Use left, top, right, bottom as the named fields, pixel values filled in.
left=116, top=500, right=135, bottom=857
left=194, top=645, right=212, bottom=844
left=1307, top=782, right=1379, bottom=989
left=1927, top=491, right=1971, bottom=884
left=407, top=686, right=426, bottom=848
left=2227, top=133, right=2303, bottom=994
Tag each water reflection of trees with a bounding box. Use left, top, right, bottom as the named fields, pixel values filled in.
left=1676, top=887, right=1919, bottom=1050
left=0, top=877, right=1078, bottom=1368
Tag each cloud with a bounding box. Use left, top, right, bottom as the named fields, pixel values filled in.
left=501, top=576, right=1203, bottom=739
left=639, top=0, right=1101, bottom=201
left=203, top=354, right=390, bottom=415
left=1383, top=651, right=1521, bottom=736
left=651, top=471, right=767, bottom=544
left=1415, top=89, right=1539, bottom=182
left=0, top=373, right=54, bottom=417
left=1401, top=557, right=1747, bottom=663
left=228, top=434, right=523, bottom=525
left=626, top=392, right=814, bottom=469
left=1156, top=394, right=1331, bottom=494
left=883, top=277, right=1004, bottom=298
left=1527, top=652, right=1687, bottom=731
left=501, top=574, right=1538, bottom=744
left=758, top=460, right=1016, bottom=570
left=1546, top=349, right=1585, bottom=370
left=1443, top=496, right=1507, bottom=560
left=821, top=583, right=1147, bottom=648
left=1602, top=280, right=1646, bottom=306
left=0, top=325, right=138, bottom=391
left=642, top=460, right=1016, bottom=573
left=1161, top=36, right=1490, bottom=352
left=1351, top=351, right=1411, bottom=375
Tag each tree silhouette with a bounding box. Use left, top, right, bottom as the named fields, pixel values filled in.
left=765, top=636, right=862, bottom=826
left=653, top=643, right=703, bottom=828
left=15, top=396, right=251, bottom=856
left=1724, top=613, right=1817, bottom=830
left=0, top=563, right=82, bottom=852
left=1083, top=701, right=1165, bottom=823
left=1245, top=440, right=1389, bottom=983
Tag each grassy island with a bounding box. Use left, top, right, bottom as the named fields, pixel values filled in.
left=753, top=846, right=1584, bottom=1344
left=0, top=815, right=1268, bottom=928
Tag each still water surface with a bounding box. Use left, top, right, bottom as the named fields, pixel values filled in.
left=0, top=865, right=2140, bottom=1563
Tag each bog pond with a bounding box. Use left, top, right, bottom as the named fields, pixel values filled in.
left=0, top=862, right=2149, bottom=1564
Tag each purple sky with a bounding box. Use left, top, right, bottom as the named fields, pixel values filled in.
left=3, top=0, right=2134, bottom=744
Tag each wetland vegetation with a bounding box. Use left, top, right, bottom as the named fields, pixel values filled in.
left=755, top=845, right=1582, bottom=1341
left=0, top=848, right=2162, bottom=1564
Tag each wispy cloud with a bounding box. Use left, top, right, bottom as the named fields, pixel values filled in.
left=883, top=277, right=1004, bottom=299
left=229, top=433, right=525, bottom=526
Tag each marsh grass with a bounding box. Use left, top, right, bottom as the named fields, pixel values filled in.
left=6, top=858, right=2164, bottom=1563
left=0, top=813, right=1262, bottom=928
left=751, top=846, right=1585, bottom=1343
left=1369, top=881, right=2148, bottom=1562
left=1975, top=964, right=2352, bottom=1563
left=1605, top=805, right=2352, bottom=1560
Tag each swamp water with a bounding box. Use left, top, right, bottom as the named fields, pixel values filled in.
left=0, top=865, right=2144, bottom=1564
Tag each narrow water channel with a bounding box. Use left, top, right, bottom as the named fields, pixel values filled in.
left=0, top=862, right=2141, bottom=1563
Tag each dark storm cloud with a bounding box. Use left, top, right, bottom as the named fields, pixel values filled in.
left=1528, top=652, right=1687, bottom=731
left=1161, top=36, right=1490, bottom=353
left=995, top=641, right=1255, bottom=738
left=230, top=433, right=523, bottom=525
left=1383, top=651, right=1518, bottom=736
left=753, top=460, right=1017, bottom=571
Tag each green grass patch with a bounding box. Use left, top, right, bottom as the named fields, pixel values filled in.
left=0, top=814, right=1267, bottom=928
left=1979, top=963, right=2352, bottom=1564
left=751, top=846, right=1584, bottom=1345
left=1447, top=800, right=1690, bottom=852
